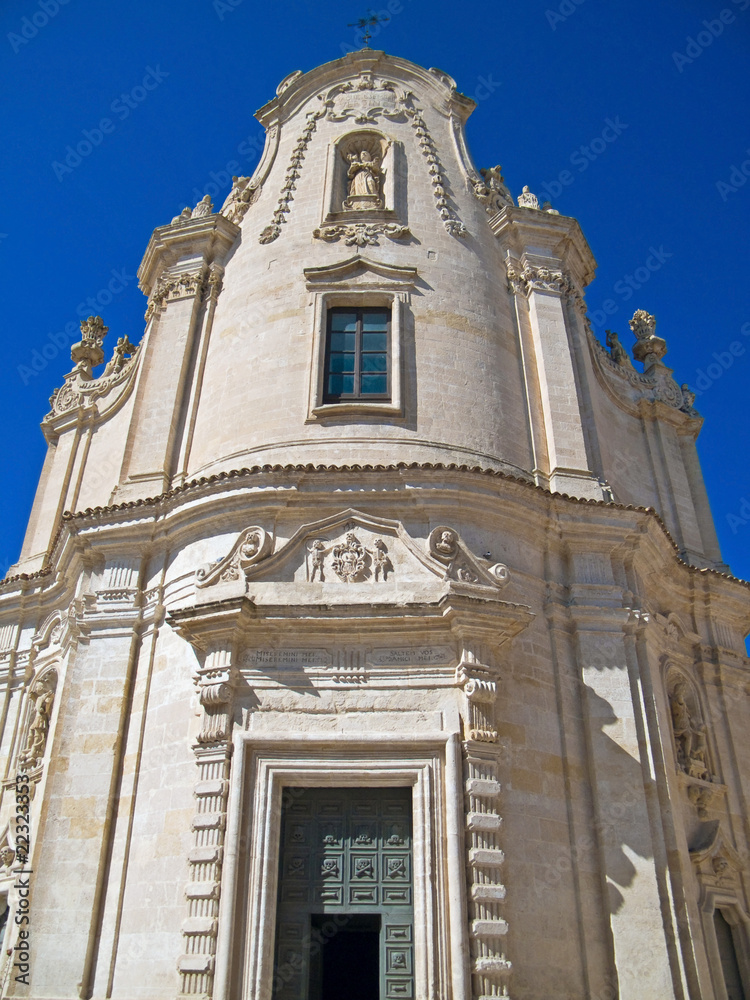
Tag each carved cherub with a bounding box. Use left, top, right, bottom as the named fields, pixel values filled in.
left=435, top=530, right=457, bottom=555
left=240, top=533, right=261, bottom=561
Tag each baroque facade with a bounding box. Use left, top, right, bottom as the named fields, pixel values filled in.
left=0, top=49, right=748, bottom=1000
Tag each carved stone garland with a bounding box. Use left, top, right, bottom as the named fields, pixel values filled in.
left=259, top=107, right=327, bottom=244
left=178, top=647, right=237, bottom=997
left=457, top=647, right=511, bottom=1000
left=407, top=107, right=467, bottom=238
left=506, top=260, right=573, bottom=298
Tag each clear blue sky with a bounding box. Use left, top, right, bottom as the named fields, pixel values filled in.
left=1, top=0, right=749, bottom=580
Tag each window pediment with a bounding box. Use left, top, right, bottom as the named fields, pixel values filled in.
left=304, top=255, right=418, bottom=291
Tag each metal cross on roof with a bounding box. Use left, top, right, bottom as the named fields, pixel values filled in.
left=347, top=10, right=389, bottom=47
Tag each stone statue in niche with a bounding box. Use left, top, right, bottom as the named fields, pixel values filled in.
left=19, top=676, right=56, bottom=771
left=670, top=678, right=710, bottom=781
left=348, top=150, right=381, bottom=196
left=341, top=139, right=385, bottom=211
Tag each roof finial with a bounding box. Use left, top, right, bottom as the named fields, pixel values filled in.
left=347, top=9, right=388, bottom=48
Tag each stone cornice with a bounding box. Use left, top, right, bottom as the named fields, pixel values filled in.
left=167, top=591, right=533, bottom=654
left=138, top=214, right=239, bottom=298
left=0, top=463, right=747, bottom=606
left=491, top=206, right=597, bottom=290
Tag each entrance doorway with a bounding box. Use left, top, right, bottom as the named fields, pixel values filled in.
left=273, top=787, right=414, bottom=1000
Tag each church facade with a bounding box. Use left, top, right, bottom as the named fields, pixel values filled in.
left=0, top=50, right=748, bottom=1000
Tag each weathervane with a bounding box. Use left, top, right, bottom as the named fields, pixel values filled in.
left=347, top=10, right=389, bottom=47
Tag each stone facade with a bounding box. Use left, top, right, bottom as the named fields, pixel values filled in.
left=0, top=50, right=748, bottom=1000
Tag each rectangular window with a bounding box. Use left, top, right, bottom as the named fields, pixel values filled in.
left=324, top=308, right=390, bottom=402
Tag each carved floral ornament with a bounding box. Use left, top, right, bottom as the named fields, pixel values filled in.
left=506, top=260, right=574, bottom=298
left=259, top=72, right=468, bottom=244
left=195, top=512, right=509, bottom=592
left=313, top=222, right=410, bottom=247
left=46, top=315, right=140, bottom=420
left=144, top=266, right=224, bottom=323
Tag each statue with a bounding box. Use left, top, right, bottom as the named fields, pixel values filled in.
left=605, top=330, right=629, bottom=366
left=191, top=194, right=213, bottom=218
left=102, top=335, right=137, bottom=378
left=517, top=185, right=540, bottom=210
left=19, top=681, right=55, bottom=771
left=372, top=538, right=390, bottom=581
left=670, top=679, right=710, bottom=780
left=344, top=149, right=383, bottom=210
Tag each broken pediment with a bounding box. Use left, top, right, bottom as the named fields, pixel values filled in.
left=195, top=509, right=510, bottom=605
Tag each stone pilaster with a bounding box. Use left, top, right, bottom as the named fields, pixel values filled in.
left=492, top=206, right=604, bottom=500
left=178, top=646, right=237, bottom=998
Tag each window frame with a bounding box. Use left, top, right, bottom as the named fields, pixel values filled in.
left=323, top=306, right=392, bottom=404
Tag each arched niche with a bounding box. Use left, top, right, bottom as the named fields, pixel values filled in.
left=665, top=664, right=713, bottom=782
left=322, top=128, right=406, bottom=224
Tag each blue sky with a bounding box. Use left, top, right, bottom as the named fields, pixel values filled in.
left=1, top=0, right=749, bottom=580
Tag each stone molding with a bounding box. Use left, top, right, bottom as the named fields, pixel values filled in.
left=2, top=461, right=747, bottom=600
